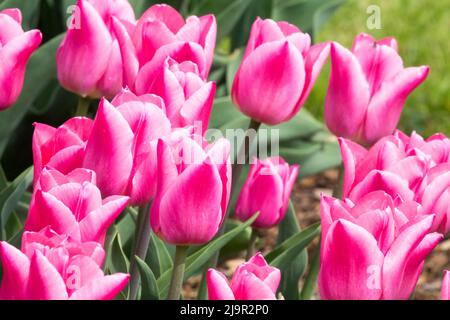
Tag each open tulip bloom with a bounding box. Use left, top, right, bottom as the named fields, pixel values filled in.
left=325, top=33, right=429, bottom=145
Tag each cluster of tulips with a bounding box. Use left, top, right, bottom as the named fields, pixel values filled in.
left=0, top=0, right=449, bottom=300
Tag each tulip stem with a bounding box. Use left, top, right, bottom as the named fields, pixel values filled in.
left=246, top=228, right=259, bottom=261
left=300, top=236, right=321, bottom=300
left=129, top=202, right=152, bottom=300
left=76, top=96, right=90, bottom=117
left=196, top=119, right=261, bottom=300
left=168, top=245, right=189, bottom=300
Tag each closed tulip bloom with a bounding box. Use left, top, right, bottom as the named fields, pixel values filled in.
left=135, top=57, right=216, bottom=133
left=57, top=0, right=136, bottom=99
left=232, top=18, right=330, bottom=125
left=0, top=228, right=129, bottom=300
left=150, top=134, right=231, bottom=245
left=25, top=170, right=129, bottom=244
left=207, top=253, right=280, bottom=300
left=32, top=117, right=93, bottom=186
left=442, top=271, right=449, bottom=300
left=325, top=33, right=429, bottom=145
left=319, top=192, right=443, bottom=300
left=236, top=157, right=299, bottom=229
left=0, top=8, right=42, bottom=110
left=339, top=131, right=450, bottom=233
left=133, top=4, right=216, bottom=77
left=83, top=97, right=171, bottom=205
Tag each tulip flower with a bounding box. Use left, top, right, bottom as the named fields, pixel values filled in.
left=339, top=131, right=450, bottom=233
left=83, top=97, right=171, bottom=205
left=231, top=18, right=330, bottom=125
left=57, top=0, right=136, bottom=99
left=32, top=117, right=93, bottom=186
left=0, top=8, right=42, bottom=110
left=150, top=134, right=231, bottom=245
left=236, top=157, right=299, bottom=229
left=0, top=228, right=129, bottom=300
left=442, top=270, right=449, bottom=300
left=25, top=169, right=129, bottom=244
left=325, top=33, right=429, bottom=145
left=207, top=253, right=280, bottom=300
left=319, top=192, right=443, bottom=300
left=135, top=57, right=215, bottom=133
left=133, top=4, right=216, bottom=77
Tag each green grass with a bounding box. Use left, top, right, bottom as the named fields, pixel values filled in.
left=304, top=0, right=450, bottom=137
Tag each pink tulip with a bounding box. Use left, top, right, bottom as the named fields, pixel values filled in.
left=150, top=134, right=231, bottom=245
left=57, top=0, right=136, bottom=99
left=83, top=96, right=171, bottom=205
left=207, top=253, right=280, bottom=300
left=0, top=228, right=128, bottom=300
left=442, top=270, right=449, bottom=300
left=32, top=117, right=93, bottom=186
left=339, top=131, right=450, bottom=233
left=231, top=18, right=330, bottom=125
left=135, top=57, right=216, bottom=133
left=319, top=192, right=443, bottom=300
left=132, top=4, right=216, bottom=77
left=25, top=168, right=129, bottom=244
left=325, top=33, right=429, bottom=145
left=0, top=8, right=42, bottom=110
left=236, top=157, right=299, bottom=228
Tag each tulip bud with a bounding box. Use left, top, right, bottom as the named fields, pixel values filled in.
left=0, top=229, right=129, bottom=300
left=32, top=117, right=93, bottom=186
left=319, top=192, right=443, bottom=300
left=0, top=8, right=42, bottom=110
left=207, top=253, right=281, bottom=300
left=26, top=168, right=130, bottom=244
left=133, top=4, right=216, bottom=77
left=150, top=134, right=231, bottom=245
left=442, top=270, right=449, bottom=300
left=57, top=0, right=136, bottom=98
left=325, top=33, right=429, bottom=145
left=236, top=157, right=299, bottom=229
left=232, top=18, right=330, bottom=125
left=83, top=96, right=171, bottom=205
left=135, top=57, right=216, bottom=134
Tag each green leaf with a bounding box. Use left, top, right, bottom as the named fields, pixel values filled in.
left=0, top=167, right=33, bottom=240
left=276, top=201, right=308, bottom=300
left=135, top=256, right=160, bottom=300
left=147, top=232, right=173, bottom=279
left=0, top=0, right=41, bottom=29
left=157, top=213, right=258, bottom=297
left=273, top=0, right=345, bottom=39
left=0, top=34, right=64, bottom=157
left=300, top=236, right=321, bottom=300
left=266, top=222, right=320, bottom=269
left=107, top=230, right=130, bottom=274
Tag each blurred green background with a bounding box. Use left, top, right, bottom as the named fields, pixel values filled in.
left=307, top=0, right=450, bottom=136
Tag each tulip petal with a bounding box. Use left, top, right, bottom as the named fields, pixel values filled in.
left=233, top=40, right=305, bottom=125
left=338, top=138, right=368, bottom=197
left=159, top=161, right=222, bottom=244
left=27, top=251, right=68, bottom=300
left=56, top=0, right=112, bottom=97
left=364, top=66, right=429, bottom=144
left=324, top=42, right=370, bottom=139
left=442, top=270, right=450, bottom=300
left=319, top=219, right=384, bottom=300
left=84, top=99, right=134, bottom=196
left=206, top=269, right=235, bottom=300
left=382, top=215, right=437, bottom=299
left=69, top=273, right=129, bottom=300
left=0, top=242, right=30, bottom=299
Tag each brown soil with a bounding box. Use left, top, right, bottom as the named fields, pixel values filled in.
left=183, top=169, right=450, bottom=300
